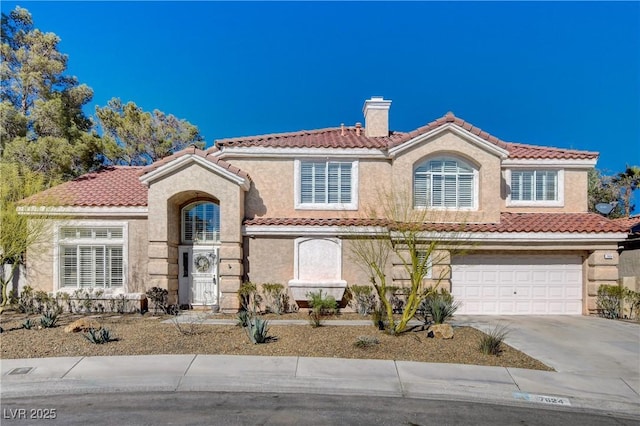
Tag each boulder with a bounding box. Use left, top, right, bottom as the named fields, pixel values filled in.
left=64, top=318, right=101, bottom=333
left=429, top=323, right=454, bottom=339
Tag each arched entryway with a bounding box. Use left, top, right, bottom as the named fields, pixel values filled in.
left=178, top=200, right=221, bottom=307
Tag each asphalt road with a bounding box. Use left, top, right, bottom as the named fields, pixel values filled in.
left=1, top=392, right=637, bottom=426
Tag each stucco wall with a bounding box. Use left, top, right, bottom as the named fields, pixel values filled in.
left=24, top=217, right=148, bottom=295
left=231, top=157, right=393, bottom=219
left=391, top=130, right=503, bottom=223
left=618, top=247, right=640, bottom=278
left=146, top=161, right=245, bottom=309
left=502, top=168, right=589, bottom=213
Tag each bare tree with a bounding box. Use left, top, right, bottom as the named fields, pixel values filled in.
left=348, top=188, right=470, bottom=334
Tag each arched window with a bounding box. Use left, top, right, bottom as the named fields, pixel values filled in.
left=414, top=157, right=476, bottom=209
left=181, top=202, right=220, bottom=243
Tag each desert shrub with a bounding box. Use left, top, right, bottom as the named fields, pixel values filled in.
left=170, top=307, right=207, bottom=335
left=261, top=283, right=291, bottom=314
left=39, top=311, right=59, bottom=328
left=416, top=289, right=460, bottom=325
left=347, top=285, right=377, bottom=316
left=72, top=288, right=104, bottom=313
left=238, top=282, right=262, bottom=312
left=386, top=287, right=408, bottom=314
left=22, top=318, right=35, bottom=330
left=596, top=285, right=625, bottom=319
left=479, top=324, right=509, bottom=356
left=307, top=290, right=337, bottom=327
left=354, top=335, right=380, bottom=348
left=84, top=328, right=116, bottom=344
left=371, top=304, right=388, bottom=331
left=18, top=286, right=35, bottom=314
left=146, top=287, right=169, bottom=314
left=624, top=289, right=640, bottom=320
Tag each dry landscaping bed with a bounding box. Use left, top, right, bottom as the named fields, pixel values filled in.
left=0, top=312, right=552, bottom=371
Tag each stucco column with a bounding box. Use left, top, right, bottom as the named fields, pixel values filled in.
left=218, top=242, right=243, bottom=311
left=587, top=249, right=619, bottom=314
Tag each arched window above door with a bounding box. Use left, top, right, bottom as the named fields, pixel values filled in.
left=181, top=201, right=220, bottom=244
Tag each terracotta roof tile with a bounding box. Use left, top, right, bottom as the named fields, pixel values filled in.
left=612, top=215, right=640, bottom=233
left=215, top=127, right=405, bottom=150
left=140, top=145, right=251, bottom=181
left=20, top=167, right=148, bottom=207
left=244, top=213, right=627, bottom=234
left=217, top=113, right=598, bottom=161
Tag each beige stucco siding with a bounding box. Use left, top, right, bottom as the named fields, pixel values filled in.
left=24, top=217, right=148, bottom=294
left=391, top=130, right=503, bottom=223
left=231, top=157, right=392, bottom=219
left=502, top=168, right=589, bottom=213
left=245, top=237, right=294, bottom=284
left=146, top=162, right=245, bottom=244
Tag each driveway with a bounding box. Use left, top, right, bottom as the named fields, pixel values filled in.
left=452, top=315, right=640, bottom=393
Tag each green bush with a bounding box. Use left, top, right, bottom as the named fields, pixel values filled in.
left=596, top=285, right=625, bottom=319
left=479, top=324, right=509, bottom=356
left=307, top=290, right=337, bottom=327
left=261, top=283, right=291, bottom=314
left=39, top=311, right=58, bottom=328
left=417, top=289, right=460, bottom=324
left=347, top=285, right=377, bottom=316
left=625, top=289, right=640, bottom=320
left=145, top=287, right=169, bottom=314
left=238, top=282, right=262, bottom=312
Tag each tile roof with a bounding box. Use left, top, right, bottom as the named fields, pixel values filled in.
left=244, top=212, right=627, bottom=234
left=215, top=112, right=598, bottom=161
left=140, top=145, right=251, bottom=180
left=20, top=167, right=148, bottom=207
left=612, top=215, right=640, bottom=234
left=214, top=127, right=403, bottom=150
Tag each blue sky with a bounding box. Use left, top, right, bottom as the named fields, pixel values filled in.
left=4, top=1, right=639, bottom=180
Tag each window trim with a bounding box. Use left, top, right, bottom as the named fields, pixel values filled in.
left=294, top=159, right=359, bottom=210
left=506, top=168, right=564, bottom=207
left=54, top=221, right=128, bottom=293
left=413, top=156, right=479, bottom=211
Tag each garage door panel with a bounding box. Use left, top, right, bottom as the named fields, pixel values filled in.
left=452, top=255, right=582, bottom=315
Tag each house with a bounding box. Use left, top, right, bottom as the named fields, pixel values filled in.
left=19, top=97, right=628, bottom=315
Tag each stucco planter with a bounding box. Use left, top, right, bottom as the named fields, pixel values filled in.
left=287, top=280, right=347, bottom=303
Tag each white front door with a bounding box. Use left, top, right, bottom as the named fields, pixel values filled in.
left=451, top=255, right=583, bottom=315
left=178, top=246, right=219, bottom=306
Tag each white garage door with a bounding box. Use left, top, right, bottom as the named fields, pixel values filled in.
left=451, top=255, right=583, bottom=315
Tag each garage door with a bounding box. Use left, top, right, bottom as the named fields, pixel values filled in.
left=451, top=255, right=583, bottom=315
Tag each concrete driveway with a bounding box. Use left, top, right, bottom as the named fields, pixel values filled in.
left=452, top=315, right=640, bottom=393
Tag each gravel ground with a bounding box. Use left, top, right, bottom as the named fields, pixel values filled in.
left=0, top=312, right=552, bottom=371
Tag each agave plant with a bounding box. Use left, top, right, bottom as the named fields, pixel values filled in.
left=84, top=327, right=115, bottom=344
left=39, top=312, right=59, bottom=328
left=244, top=317, right=270, bottom=344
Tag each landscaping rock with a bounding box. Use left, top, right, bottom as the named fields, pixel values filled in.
left=429, top=323, right=454, bottom=339
left=64, top=318, right=101, bottom=333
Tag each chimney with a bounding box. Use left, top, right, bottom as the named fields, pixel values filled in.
left=363, top=96, right=391, bottom=137
left=355, top=122, right=362, bottom=136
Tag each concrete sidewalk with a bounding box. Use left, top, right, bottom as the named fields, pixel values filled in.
left=2, top=354, right=639, bottom=418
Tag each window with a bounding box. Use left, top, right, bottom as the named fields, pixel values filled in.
left=510, top=170, right=559, bottom=203
left=182, top=201, right=220, bottom=243
left=414, top=157, right=476, bottom=209
left=59, top=227, right=124, bottom=288
left=295, top=160, right=358, bottom=210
